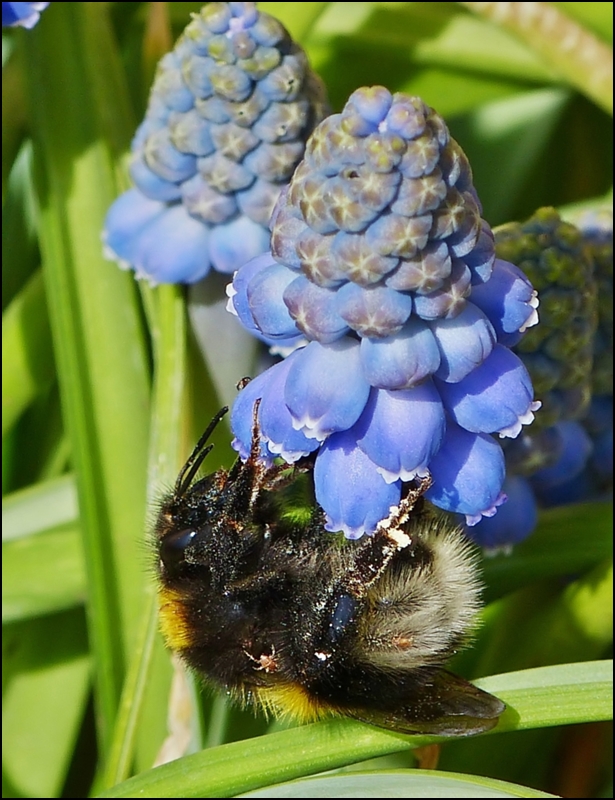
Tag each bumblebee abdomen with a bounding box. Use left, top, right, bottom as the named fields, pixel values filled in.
left=361, top=521, right=482, bottom=670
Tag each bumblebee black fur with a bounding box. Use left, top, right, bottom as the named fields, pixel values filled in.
left=155, top=406, right=505, bottom=737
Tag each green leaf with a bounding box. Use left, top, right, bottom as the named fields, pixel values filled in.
left=2, top=472, right=84, bottom=622
left=311, top=3, right=555, bottom=81
left=2, top=268, right=54, bottom=436
left=2, top=472, right=78, bottom=542
left=1, top=42, right=28, bottom=202
left=476, top=660, right=613, bottom=730
left=2, top=141, right=39, bottom=311
left=466, top=560, right=613, bottom=680
left=237, top=769, right=558, bottom=798
left=97, top=662, right=612, bottom=799
left=449, top=87, right=570, bottom=223
left=2, top=609, right=91, bottom=799
left=459, top=2, right=613, bottom=114
left=3, top=381, right=69, bottom=490
left=399, top=68, right=531, bottom=121
left=482, top=502, right=612, bottom=603
left=99, top=594, right=163, bottom=789
left=303, top=3, right=559, bottom=114
left=22, top=2, right=151, bottom=754
left=2, top=522, right=84, bottom=622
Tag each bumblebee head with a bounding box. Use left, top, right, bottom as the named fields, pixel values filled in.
left=154, top=402, right=292, bottom=656
left=156, top=478, right=271, bottom=587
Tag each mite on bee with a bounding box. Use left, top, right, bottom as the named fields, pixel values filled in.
left=154, top=404, right=504, bottom=736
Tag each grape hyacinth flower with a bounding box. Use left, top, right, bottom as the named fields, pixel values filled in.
left=103, top=1, right=328, bottom=284
left=497, top=208, right=597, bottom=431
left=571, top=208, right=613, bottom=502
left=228, top=86, right=540, bottom=538
left=528, top=209, right=613, bottom=508
left=2, top=1, right=48, bottom=28
left=572, top=207, right=613, bottom=401
left=539, top=396, right=612, bottom=507
left=468, top=208, right=606, bottom=552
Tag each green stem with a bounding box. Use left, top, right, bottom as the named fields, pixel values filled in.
left=460, top=2, right=613, bottom=114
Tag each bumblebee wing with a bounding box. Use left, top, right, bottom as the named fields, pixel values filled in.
left=347, top=668, right=505, bottom=737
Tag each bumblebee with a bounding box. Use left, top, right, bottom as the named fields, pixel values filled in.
left=155, top=406, right=504, bottom=737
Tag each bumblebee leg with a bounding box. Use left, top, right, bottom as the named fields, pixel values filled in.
left=224, top=399, right=268, bottom=508
left=258, top=454, right=317, bottom=492
left=227, top=399, right=317, bottom=500
left=304, top=475, right=434, bottom=667
left=376, top=474, right=433, bottom=538
left=342, top=474, right=433, bottom=597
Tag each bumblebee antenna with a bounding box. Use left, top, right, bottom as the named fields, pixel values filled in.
left=176, top=406, right=229, bottom=496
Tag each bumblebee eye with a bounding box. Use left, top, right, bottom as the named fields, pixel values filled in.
left=160, top=529, right=197, bottom=572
